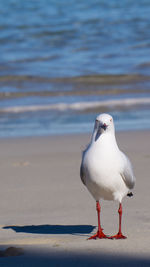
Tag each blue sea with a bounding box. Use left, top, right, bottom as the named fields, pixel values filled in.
left=0, top=0, right=150, bottom=138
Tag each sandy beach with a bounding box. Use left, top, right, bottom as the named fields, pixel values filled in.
left=0, top=130, right=150, bottom=266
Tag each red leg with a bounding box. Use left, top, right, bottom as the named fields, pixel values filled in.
left=111, top=203, right=127, bottom=239
left=88, top=201, right=111, bottom=239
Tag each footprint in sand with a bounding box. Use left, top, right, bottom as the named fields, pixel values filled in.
left=12, top=161, right=30, bottom=167
left=0, top=247, right=24, bottom=257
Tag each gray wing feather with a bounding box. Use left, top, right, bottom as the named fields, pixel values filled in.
left=120, top=154, right=135, bottom=189
left=80, top=149, right=87, bottom=186
left=80, top=162, right=86, bottom=185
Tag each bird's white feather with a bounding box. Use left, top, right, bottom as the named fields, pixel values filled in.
left=80, top=113, right=135, bottom=203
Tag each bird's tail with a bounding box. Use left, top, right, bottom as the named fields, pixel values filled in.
left=127, top=192, right=133, bottom=197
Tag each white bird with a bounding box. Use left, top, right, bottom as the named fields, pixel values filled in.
left=80, top=113, right=135, bottom=239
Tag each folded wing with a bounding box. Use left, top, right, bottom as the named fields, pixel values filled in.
left=120, top=154, right=135, bottom=189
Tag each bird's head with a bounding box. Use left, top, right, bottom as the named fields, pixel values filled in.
left=94, top=113, right=115, bottom=140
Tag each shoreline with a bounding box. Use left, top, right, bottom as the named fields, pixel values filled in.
left=0, top=127, right=149, bottom=141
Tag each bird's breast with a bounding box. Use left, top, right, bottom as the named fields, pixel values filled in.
left=83, top=146, right=122, bottom=185
left=82, top=137, right=129, bottom=201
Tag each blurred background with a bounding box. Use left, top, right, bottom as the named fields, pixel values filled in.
left=0, top=0, right=150, bottom=137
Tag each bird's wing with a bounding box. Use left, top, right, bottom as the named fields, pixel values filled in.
left=120, top=153, right=135, bottom=190
left=80, top=162, right=86, bottom=185
left=80, top=149, right=87, bottom=186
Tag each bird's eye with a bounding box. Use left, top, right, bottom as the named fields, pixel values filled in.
left=110, top=118, right=112, bottom=122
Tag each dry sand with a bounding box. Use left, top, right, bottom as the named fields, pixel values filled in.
left=0, top=131, right=150, bottom=266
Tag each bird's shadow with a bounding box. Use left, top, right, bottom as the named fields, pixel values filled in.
left=3, top=224, right=95, bottom=235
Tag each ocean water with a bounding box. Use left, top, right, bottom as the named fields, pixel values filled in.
left=0, top=0, right=150, bottom=137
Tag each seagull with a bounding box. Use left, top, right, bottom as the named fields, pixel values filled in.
left=80, top=113, right=135, bottom=239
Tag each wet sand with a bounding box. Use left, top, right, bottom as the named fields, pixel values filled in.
left=0, top=131, right=150, bottom=266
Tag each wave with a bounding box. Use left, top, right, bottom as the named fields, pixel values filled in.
left=0, top=97, right=150, bottom=113
left=0, top=73, right=150, bottom=84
